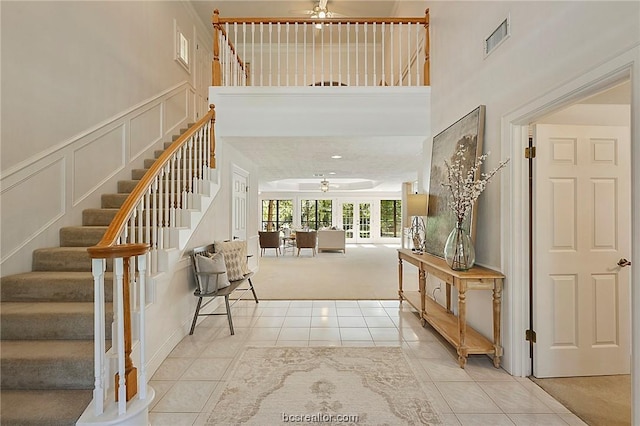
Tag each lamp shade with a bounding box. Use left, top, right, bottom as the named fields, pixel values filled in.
left=406, top=193, right=428, bottom=216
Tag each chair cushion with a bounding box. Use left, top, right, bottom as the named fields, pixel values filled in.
left=195, top=252, right=230, bottom=292
left=214, top=240, right=250, bottom=281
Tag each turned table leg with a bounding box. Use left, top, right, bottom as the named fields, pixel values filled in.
left=492, top=278, right=504, bottom=368
left=419, top=268, right=427, bottom=326
left=398, top=257, right=404, bottom=302
left=457, top=279, right=468, bottom=368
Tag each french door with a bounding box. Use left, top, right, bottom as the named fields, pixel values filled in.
left=342, top=201, right=372, bottom=243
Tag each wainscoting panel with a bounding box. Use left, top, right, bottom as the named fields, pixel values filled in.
left=165, top=88, right=189, bottom=134
left=73, top=124, right=126, bottom=205
left=0, top=158, right=65, bottom=262
left=130, top=104, right=163, bottom=161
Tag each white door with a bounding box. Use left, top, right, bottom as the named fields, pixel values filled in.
left=533, top=124, right=631, bottom=378
left=342, top=201, right=373, bottom=243
left=195, top=37, right=211, bottom=119
left=232, top=169, right=248, bottom=241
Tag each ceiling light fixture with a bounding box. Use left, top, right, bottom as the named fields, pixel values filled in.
left=311, top=4, right=329, bottom=29
left=331, top=155, right=342, bottom=159
left=320, top=179, right=330, bottom=192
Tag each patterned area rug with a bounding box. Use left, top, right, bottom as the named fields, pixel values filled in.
left=206, top=346, right=442, bottom=425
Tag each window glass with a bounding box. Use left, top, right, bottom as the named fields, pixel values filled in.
left=261, top=200, right=293, bottom=231
left=380, top=200, right=402, bottom=237
left=301, top=200, right=333, bottom=230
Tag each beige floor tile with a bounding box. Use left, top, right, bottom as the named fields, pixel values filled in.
left=479, top=382, right=554, bottom=414
left=455, top=413, right=515, bottom=425
left=275, top=340, right=309, bottom=346
left=339, top=327, right=373, bottom=341
left=336, top=307, right=363, bottom=317
left=341, top=340, right=376, bottom=346
left=252, top=316, right=285, bottom=327
left=282, top=316, right=311, bottom=327
left=278, top=327, right=310, bottom=340
left=360, top=307, right=388, bottom=316
left=557, top=413, right=589, bottom=425
left=358, top=300, right=383, bottom=307
left=337, top=316, right=367, bottom=327
left=335, top=301, right=360, bottom=308
left=464, top=356, right=516, bottom=381
left=148, top=381, right=175, bottom=411
left=309, top=327, right=341, bottom=341
left=308, top=340, right=342, bottom=346
left=364, top=316, right=396, bottom=327
left=419, top=358, right=474, bottom=382
left=149, top=412, right=199, bottom=425
left=286, top=307, right=313, bottom=317
left=152, top=357, right=196, bottom=381
left=289, top=301, right=314, bottom=307
left=369, top=327, right=402, bottom=341
left=438, top=413, right=462, bottom=425
left=180, top=357, right=233, bottom=380
left=310, top=316, right=339, bottom=327
left=435, top=382, right=501, bottom=413
left=507, top=413, right=569, bottom=425
left=312, top=306, right=337, bottom=316
left=151, top=380, right=218, bottom=413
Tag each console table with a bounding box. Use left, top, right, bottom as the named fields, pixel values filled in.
left=397, top=249, right=504, bottom=368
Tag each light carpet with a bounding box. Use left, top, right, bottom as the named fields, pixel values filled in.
left=205, top=346, right=442, bottom=425
left=530, top=375, right=630, bottom=426
left=251, top=244, right=415, bottom=300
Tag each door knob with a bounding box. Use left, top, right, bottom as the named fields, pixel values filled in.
left=617, top=258, right=632, bottom=267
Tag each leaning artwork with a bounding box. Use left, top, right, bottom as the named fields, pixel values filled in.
left=424, top=105, right=485, bottom=258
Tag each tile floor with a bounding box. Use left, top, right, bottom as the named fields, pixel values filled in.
left=149, top=300, right=587, bottom=425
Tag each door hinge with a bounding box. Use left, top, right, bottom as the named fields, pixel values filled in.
left=525, top=146, right=536, bottom=159
left=526, top=329, right=537, bottom=343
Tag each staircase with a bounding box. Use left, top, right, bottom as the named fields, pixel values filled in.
left=0, top=132, right=195, bottom=425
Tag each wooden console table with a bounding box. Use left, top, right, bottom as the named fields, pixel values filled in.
left=397, top=249, right=504, bottom=368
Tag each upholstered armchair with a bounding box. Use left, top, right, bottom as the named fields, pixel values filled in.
left=295, top=231, right=317, bottom=256
left=258, top=231, right=281, bottom=256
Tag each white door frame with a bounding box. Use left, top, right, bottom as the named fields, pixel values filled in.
left=501, top=46, right=640, bottom=421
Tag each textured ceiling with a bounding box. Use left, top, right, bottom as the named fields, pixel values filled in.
left=194, top=1, right=427, bottom=193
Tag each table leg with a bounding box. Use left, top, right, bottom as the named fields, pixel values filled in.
left=457, top=279, right=468, bottom=368
left=419, top=268, right=426, bottom=326
left=398, top=257, right=404, bottom=302
left=492, top=278, right=503, bottom=368
left=446, top=283, right=452, bottom=312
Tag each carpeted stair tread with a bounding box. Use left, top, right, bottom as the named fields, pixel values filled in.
left=101, top=193, right=129, bottom=208
left=59, top=226, right=108, bottom=247
left=131, top=168, right=149, bottom=180
left=0, top=389, right=93, bottom=426
left=117, top=179, right=140, bottom=193
left=33, top=247, right=111, bottom=272
left=1, top=302, right=112, bottom=340
left=82, top=208, right=119, bottom=226
left=0, top=271, right=113, bottom=302
left=1, top=340, right=96, bottom=389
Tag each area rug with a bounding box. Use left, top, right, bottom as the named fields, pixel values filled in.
left=206, top=346, right=443, bottom=425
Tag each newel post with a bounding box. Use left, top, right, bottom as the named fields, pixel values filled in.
left=116, top=256, right=137, bottom=402
left=209, top=104, right=216, bottom=168
left=212, top=9, right=222, bottom=86
left=423, top=9, right=430, bottom=86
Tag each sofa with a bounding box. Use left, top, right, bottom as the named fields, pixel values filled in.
left=317, top=229, right=346, bottom=253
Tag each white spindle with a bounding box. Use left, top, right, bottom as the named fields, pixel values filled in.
left=294, top=23, right=298, bottom=86
left=286, top=23, right=290, bottom=86
left=338, top=23, right=341, bottom=84
left=373, top=23, right=376, bottom=86
left=321, top=23, right=324, bottom=84
left=114, top=258, right=126, bottom=414
left=364, top=23, right=368, bottom=86
left=303, top=23, right=307, bottom=86
left=329, top=23, right=333, bottom=84
left=355, top=23, right=359, bottom=86
left=269, top=23, right=272, bottom=86
left=91, top=258, right=106, bottom=416
left=390, top=23, right=394, bottom=86
left=277, top=23, right=281, bottom=86
left=138, top=197, right=144, bottom=245
left=382, top=22, right=386, bottom=85
left=407, top=23, right=411, bottom=86
left=260, top=23, right=264, bottom=86
left=399, top=23, right=403, bottom=86
left=347, top=23, right=350, bottom=86
left=416, top=24, right=420, bottom=86
left=137, top=253, right=147, bottom=399
left=312, top=24, right=315, bottom=85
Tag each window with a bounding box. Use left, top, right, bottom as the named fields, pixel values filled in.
left=301, top=200, right=332, bottom=230
left=380, top=200, right=402, bottom=237
left=174, top=19, right=190, bottom=72
left=262, top=200, right=293, bottom=231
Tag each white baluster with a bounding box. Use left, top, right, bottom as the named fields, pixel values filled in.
left=329, top=23, right=333, bottom=84
left=91, top=258, right=106, bottom=416
left=321, top=22, right=324, bottom=84
left=277, top=23, right=281, bottom=87
left=137, top=253, right=147, bottom=399
left=259, top=23, right=264, bottom=86
left=373, top=23, right=376, bottom=86
left=382, top=22, right=386, bottom=86
left=114, top=257, right=126, bottom=414
left=294, top=22, right=298, bottom=86
left=355, top=23, right=359, bottom=86
left=347, top=23, right=350, bottom=86
left=303, top=23, right=307, bottom=86
left=399, top=23, right=403, bottom=86
left=364, top=23, right=368, bottom=86
left=268, top=22, right=273, bottom=86
left=407, top=23, right=411, bottom=86
left=286, top=23, right=289, bottom=86
left=390, top=23, right=394, bottom=85
left=312, top=23, right=315, bottom=85
left=338, top=23, right=341, bottom=85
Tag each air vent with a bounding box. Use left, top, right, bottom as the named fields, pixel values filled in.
left=485, top=16, right=510, bottom=57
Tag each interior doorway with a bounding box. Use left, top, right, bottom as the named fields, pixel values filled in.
left=341, top=200, right=373, bottom=244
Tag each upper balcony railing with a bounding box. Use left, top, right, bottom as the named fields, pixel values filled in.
left=212, top=9, right=430, bottom=87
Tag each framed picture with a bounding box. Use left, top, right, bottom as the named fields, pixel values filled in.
left=424, top=105, right=485, bottom=257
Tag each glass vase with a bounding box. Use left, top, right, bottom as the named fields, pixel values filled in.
left=444, top=222, right=475, bottom=271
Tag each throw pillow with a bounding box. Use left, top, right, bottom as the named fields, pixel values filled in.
left=214, top=240, right=250, bottom=281
left=195, top=252, right=230, bottom=292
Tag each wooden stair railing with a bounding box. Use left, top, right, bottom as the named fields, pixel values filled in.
left=212, top=9, right=430, bottom=87
left=85, top=105, right=216, bottom=417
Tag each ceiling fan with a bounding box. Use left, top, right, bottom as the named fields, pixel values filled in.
left=291, top=0, right=347, bottom=20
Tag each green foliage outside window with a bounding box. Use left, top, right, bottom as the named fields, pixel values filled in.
left=301, top=199, right=332, bottom=230
left=380, top=200, right=402, bottom=237
left=262, top=200, right=293, bottom=230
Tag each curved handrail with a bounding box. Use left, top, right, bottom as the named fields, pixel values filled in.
left=87, top=105, right=216, bottom=259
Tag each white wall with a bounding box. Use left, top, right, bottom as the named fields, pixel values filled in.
left=418, top=1, right=639, bottom=374
left=0, top=1, right=212, bottom=276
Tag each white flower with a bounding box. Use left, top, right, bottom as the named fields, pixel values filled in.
left=442, top=144, right=509, bottom=224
